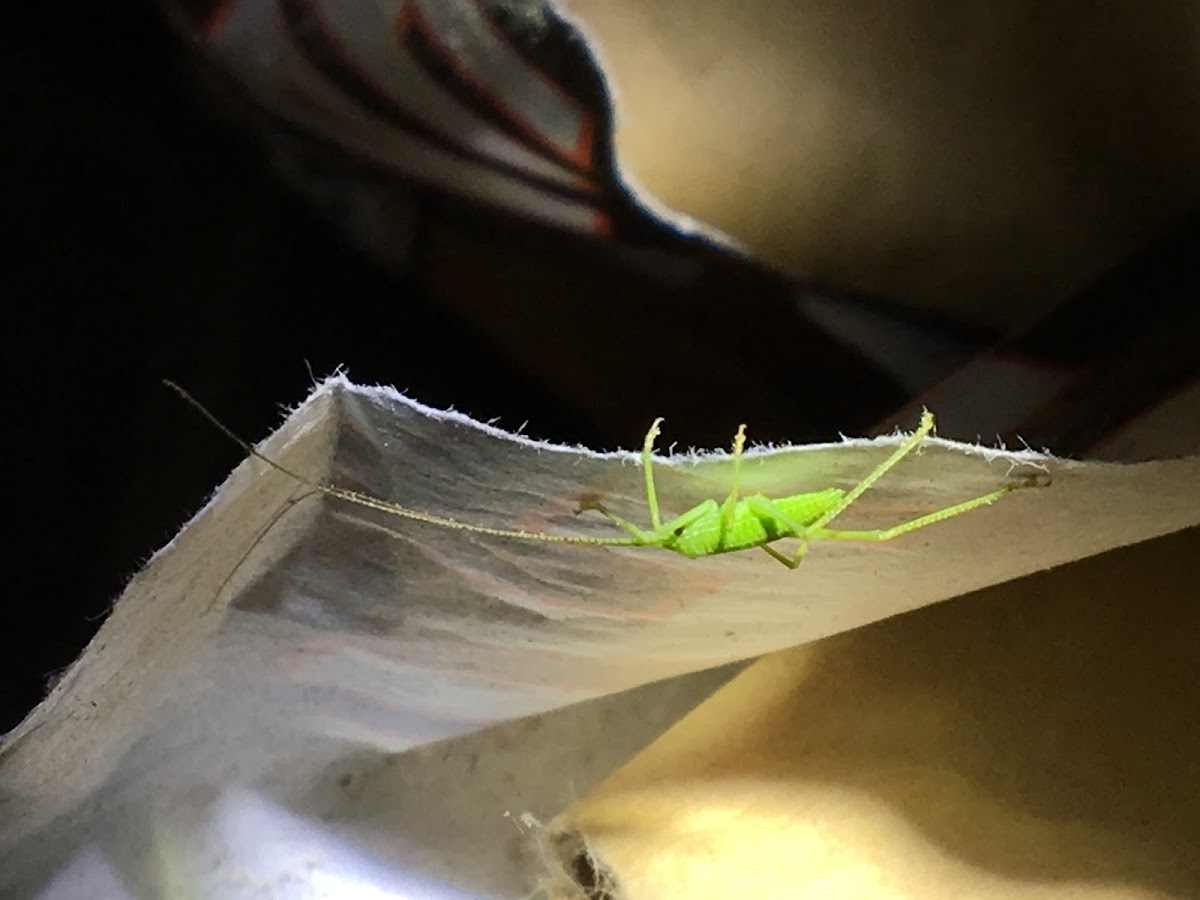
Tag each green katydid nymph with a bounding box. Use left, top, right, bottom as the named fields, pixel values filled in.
left=166, top=381, right=1041, bottom=569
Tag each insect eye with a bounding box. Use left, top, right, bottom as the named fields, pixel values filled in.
left=674, top=526, right=685, bottom=536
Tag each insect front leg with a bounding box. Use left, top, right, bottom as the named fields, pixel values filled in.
left=581, top=497, right=718, bottom=551
left=576, top=417, right=669, bottom=545
left=641, top=417, right=665, bottom=530
left=577, top=498, right=663, bottom=544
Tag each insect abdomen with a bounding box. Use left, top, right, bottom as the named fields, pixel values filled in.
left=772, top=487, right=845, bottom=526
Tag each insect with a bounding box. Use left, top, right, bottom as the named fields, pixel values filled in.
left=166, top=381, right=1038, bottom=569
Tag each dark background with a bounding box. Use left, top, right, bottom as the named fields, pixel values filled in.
left=2, top=5, right=605, bottom=732
left=3, top=5, right=911, bottom=732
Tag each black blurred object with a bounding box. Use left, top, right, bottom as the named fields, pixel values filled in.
left=0, top=4, right=901, bottom=732
left=1, top=4, right=594, bottom=732
left=879, top=209, right=1200, bottom=461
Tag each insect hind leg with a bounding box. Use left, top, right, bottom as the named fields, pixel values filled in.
left=812, top=484, right=1016, bottom=543
left=806, top=410, right=936, bottom=533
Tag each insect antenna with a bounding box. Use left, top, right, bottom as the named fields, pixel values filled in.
left=163, top=381, right=641, bottom=547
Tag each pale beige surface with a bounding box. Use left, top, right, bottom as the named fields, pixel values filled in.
left=4, top=380, right=1198, bottom=897
left=559, top=1, right=1200, bottom=326
left=551, top=525, right=1200, bottom=899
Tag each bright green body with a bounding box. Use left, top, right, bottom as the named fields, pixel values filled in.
left=661, top=488, right=845, bottom=558
left=585, top=413, right=1027, bottom=568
